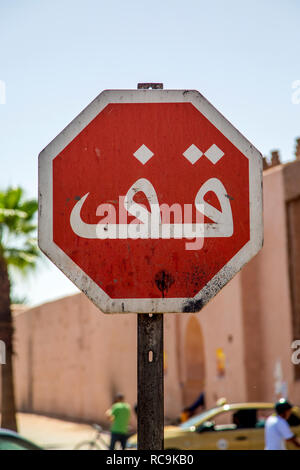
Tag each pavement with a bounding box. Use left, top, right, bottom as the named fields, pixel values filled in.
left=15, top=412, right=111, bottom=450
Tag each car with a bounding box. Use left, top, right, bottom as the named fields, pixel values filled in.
left=0, top=429, right=43, bottom=450
left=127, top=402, right=300, bottom=450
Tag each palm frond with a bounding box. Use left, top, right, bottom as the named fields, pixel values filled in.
left=9, top=293, right=28, bottom=305
left=0, top=188, right=37, bottom=232
left=0, top=207, right=28, bottom=220
left=5, top=245, right=40, bottom=272
left=18, top=199, right=38, bottom=221
left=0, top=186, right=39, bottom=274
left=0, top=187, right=23, bottom=209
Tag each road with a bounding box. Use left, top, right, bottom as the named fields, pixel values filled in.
left=16, top=412, right=111, bottom=450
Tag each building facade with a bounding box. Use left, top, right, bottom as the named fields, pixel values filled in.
left=2, top=159, right=300, bottom=428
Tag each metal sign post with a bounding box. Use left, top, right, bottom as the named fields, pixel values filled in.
left=138, top=313, right=164, bottom=450
left=136, top=83, right=164, bottom=451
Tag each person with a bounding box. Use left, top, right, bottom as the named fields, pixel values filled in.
left=180, top=392, right=205, bottom=423
left=265, top=398, right=300, bottom=450
left=105, top=393, right=131, bottom=450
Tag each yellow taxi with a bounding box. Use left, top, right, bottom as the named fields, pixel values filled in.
left=127, top=402, right=300, bottom=450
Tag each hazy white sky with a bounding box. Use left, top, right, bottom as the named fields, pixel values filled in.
left=1, top=0, right=300, bottom=305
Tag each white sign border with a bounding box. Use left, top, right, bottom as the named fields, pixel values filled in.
left=38, top=89, right=263, bottom=313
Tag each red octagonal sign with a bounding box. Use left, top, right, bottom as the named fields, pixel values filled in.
left=38, top=90, right=263, bottom=313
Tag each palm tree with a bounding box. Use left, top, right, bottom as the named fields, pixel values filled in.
left=0, top=187, right=39, bottom=431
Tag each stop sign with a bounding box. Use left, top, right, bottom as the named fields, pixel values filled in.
left=38, top=90, right=263, bottom=313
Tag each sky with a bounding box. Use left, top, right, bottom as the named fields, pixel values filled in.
left=0, top=0, right=300, bottom=306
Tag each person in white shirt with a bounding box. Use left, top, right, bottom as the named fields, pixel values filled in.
left=265, top=399, right=300, bottom=450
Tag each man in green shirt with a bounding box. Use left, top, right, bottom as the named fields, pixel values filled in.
left=106, top=393, right=131, bottom=450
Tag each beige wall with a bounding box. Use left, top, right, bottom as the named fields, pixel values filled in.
left=5, top=161, right=300, bottom=425
left=240, top=163, right=300, bottom=404
left=254, top=166, right=294, bottom=401
left=10, top=269, right=253, bottom=423
left=14, top=295, right=138, bottom=427
left=13, top=288, right=249, bottom=425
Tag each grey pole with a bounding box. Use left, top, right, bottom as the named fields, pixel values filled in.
left=136, top=82, right=164, bottom=451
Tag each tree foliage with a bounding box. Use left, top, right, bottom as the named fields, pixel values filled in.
left=0, top=187, right=40, bottom=274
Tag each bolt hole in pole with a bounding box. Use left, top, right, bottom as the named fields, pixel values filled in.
left=138, top=314, right=164, bottom=450
left=148, top=350, right=153, bottom=362
left=137, top=83, right=164, bottom=450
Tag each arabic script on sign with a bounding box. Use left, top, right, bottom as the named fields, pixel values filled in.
left=70, top=177, right=233, bottom=250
